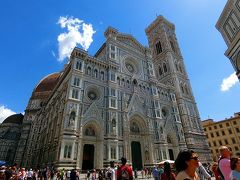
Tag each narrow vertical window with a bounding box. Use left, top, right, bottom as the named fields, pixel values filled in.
left=100, top=71, right=105, bottom=80
left=112, top=119, right=116, bottom=135
left=71, top=89, right=79, bottom=99
left=75, top=61, right=82, bottom=70
left=155, top=41, right=162, bottom=54
left=94, top=69, right=98, bottom=78
left=163, top=63, right=167, bottom=73
left=73, top=77, right=80, bottom=87
left=87, top=67, right=91, bottom=75
left=110, top=45, right=116, bottom=60
left=159, top=67, right=163, bottom=75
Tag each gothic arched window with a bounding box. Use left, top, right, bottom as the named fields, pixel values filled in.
left=117, top=77, right=120, bottom=85
left=87, top=67, right=91, bottom=75
left=94, top=69, right=98, bottom=78
left=122, top=79, right=125, bottom=86
left=159, top=66, right=163, bottom=75
left=155, top=131, right=159, bottom=140
left=160, top=126, right=163, bottom=134
left=100, top=71, right=105, bottom=80
left=76, top=61, right=82, bottom=70
left=112, top=119, right=116, bottom=134
left=64, top=145, right=72, bottom=158
left=163, top=63, right=168, bottom=73
left=69, top=111, right=76, bottom=126
left=155, top=41, right=162, bottom=54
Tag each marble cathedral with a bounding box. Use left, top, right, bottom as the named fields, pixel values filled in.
left=13, top=16, right=211, bottom=169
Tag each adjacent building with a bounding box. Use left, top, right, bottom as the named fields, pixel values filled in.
left=216, top=0, right=240, bottom=80
left=202, top=112, right=240, bottom=161
left=2, top=16, right=210, bottom=169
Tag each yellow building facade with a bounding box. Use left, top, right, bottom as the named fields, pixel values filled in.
left=202, top=112, right=240, bottom=161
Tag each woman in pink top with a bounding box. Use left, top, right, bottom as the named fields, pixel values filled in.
left=218, top=146, right=231, bottom=180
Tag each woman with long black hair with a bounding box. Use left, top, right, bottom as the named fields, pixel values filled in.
left=161, top=161, right=176, bottom=180
left=175, top=150, right=200, bottom=180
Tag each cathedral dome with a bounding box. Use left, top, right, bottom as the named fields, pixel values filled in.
left=2, top=113, right=24, bottom=125
left=35, top=73, right=60, bottom=92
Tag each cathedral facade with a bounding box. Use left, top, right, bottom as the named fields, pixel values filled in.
left=14, top=16, right=211, bottom=170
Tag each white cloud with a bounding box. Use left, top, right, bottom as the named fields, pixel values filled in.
left=57, top=16, right=96, bottom=62
left=220, top=72, right=238, bottom=92
left=0, top=105, right=16, bottom=124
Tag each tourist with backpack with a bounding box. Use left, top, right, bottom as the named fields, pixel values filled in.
left=106, top=161, right=116, bottom=180
left=117, top=157, right=133, bottom=180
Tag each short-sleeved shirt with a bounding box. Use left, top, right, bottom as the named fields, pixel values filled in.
left=231, top=170, right=240, bottom=180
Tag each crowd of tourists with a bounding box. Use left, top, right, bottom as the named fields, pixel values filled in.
left=0, top=146, right=239, bottom=180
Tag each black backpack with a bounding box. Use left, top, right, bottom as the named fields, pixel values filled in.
left=107, top=170, right=112, bottom=179
left=217, top=157, right=225, bottom=180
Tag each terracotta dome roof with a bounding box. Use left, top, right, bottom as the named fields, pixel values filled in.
left=2, top=113, right=24, bottom=125
left=35, top=73, right=60, bottom=92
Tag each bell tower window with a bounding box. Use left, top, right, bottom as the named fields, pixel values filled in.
left=155, top=41, right=162, bottom=54
left=159, top=67, right=163, bottom=75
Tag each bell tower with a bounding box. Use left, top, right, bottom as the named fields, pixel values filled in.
left=145, top=16, right=211, bottom=161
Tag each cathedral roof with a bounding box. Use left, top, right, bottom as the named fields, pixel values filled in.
left=2, top=113, right=24, bottom=125
left=35, top=73, right=60, bottom=93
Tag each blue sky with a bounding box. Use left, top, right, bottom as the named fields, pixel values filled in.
left=0, top=0, right=239, bottom=123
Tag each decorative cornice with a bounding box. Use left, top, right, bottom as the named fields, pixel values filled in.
left=216, top=0, right=234, bottom=29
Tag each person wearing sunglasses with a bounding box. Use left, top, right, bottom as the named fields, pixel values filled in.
left=175, top=150, right=200, bottom=180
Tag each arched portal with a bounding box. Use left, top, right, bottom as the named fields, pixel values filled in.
left=131, top=141, right=142, bottom=170
left=82, top=144, right=94, bottom=170
left=167, top=133, right=178, bottom=160
left=81, top=120, right=103, bottom=170
left=129, top=114, right=149, bottom=169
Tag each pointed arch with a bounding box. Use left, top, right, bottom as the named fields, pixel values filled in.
left=100, top=71, right=105, bottom=80
left=163, top=63, right=168, bottom=73
left=159, top=66, right=163, bottom=75
left=94, top=69, right=98, bottom=78
left=87, top=66, right=92, bottom=75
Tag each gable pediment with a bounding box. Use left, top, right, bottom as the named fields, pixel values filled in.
left=116, top=35, right=146, bottom=53
left=127, top=93, right=146, bottom=117
left=82, top=102, right=103, bottom=125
